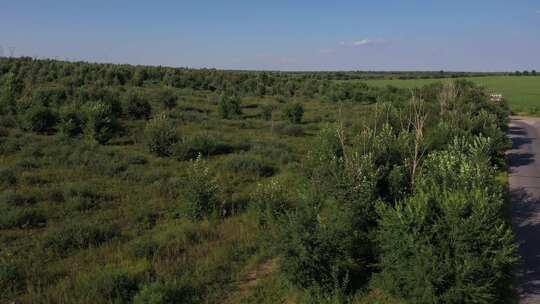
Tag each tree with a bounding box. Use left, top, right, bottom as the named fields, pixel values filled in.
left=182, top=154, right=219, bottom=220
left=0, top=73, right=23, bottom=115
left=218, top=93, right=241, bottom=119
left=21, top=105, right=58, bottom=133
left=83, top=101, right=121, bottom=144
left=122, top=90, right=152, bottom=120
left=155, top=88, right=178, bottom=110
left=532, top=70, right=537, bottom=76
left=283, top=102, right=304, bottom=124
left=375, top=139, right=517, bottom=303
left=144, top=113, right=178, bottom=157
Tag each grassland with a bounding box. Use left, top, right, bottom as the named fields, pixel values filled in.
left=359, top=76, right=540, bottom=114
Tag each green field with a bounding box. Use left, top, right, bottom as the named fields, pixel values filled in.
left=362, top=76, right=540, bottom=114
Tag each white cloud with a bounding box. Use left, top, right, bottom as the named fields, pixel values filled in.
left=353, top=39, right=371, bottom=46
left=341, top=38, right=387, bottom=48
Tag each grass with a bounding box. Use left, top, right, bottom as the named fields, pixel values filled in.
left=358, top=76, right=540, bottom=114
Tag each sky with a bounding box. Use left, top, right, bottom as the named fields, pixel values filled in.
left=0, top=0, right=539, bottom=71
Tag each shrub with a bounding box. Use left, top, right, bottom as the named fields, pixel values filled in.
left=276, top=123, right=304, bottom=136
left=144, top=114, right=178, bottom=157
left=79, top=265, right=147, bottom=304
left=173, top=133, right=236, bottom=160
left=0, top=168, right=17, bottom=187
left=58, top=105, right=84, bottom=137
left=250, top=179, right=292, bottom=226
left=0, top=190, right=38, bottom=206
left=84, top=101, right=121, bottom=144
left=123, top=90, right=152, bottom=119
left=260, top=104, right=274, bottom=121
left=0, top=258, right=23, bottom=293
left=218, top=94, right=241, bottom=119
left=63, top=183, right=107, bottom=212
left=134, top=281, right=193, bottom=304
left=129, top=238, right=159, bottom=259
left=155, top=88, right=178, bottom=110
left=20, top=104, right=58, bottom=133
left=375, top=142, right=517, bottom=303
left=182, top=155, right=219, bottom=220
left=223, top=155, right=275, bottom=177
left=277, top=198, right=364, bottom=291
left=44, top=221, right=120, bottom=255
left=0, top=205, right=47, bottom=229
left=283, top=102, right=304, bottom=124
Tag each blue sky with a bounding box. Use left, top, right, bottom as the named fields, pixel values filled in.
left=1, top=0, right=539, bottom=71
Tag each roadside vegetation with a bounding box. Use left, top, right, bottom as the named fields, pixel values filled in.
left=360, top=75, right=540, bottom=115
left=0, top=57, right=516, bottom=303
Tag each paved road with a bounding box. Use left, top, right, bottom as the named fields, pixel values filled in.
left=509, top=116, right=540, bottom=303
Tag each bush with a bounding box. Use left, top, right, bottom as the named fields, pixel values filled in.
left=173, top=133, right=236, bottom=160
left=44, top=221, right=120, bottom=255
left=375, top=142, right=517, bottom=303
left=283, top=102, right=304, bottom=124
left=129, top=238, right=159, bottom=259
left=134, top=281, right=193, bottom=304
left=79, top=265, right=147, bottom=304
left=63, top=183, right=107, bottom=211
left=277, top=198, right=364, bottom=291
left=0, top=168, right=17, bottom=187
left=0, top=205, right=47, bottom=229
left=218, top=94, right=241, bottom=119
left=0, top=190, right=38, bottom=206
left=223, top=155, right=276, bottom=177
left=0, top=258, right=23, bottom=293
left=20, top=105, right=58, bottom=133
left=154, top=88, right=178, bottom=110
left=276, top=123, right=304, bottom=136
left=58, top=105, right=84, bottom=137
left=144, top=114, right=178, bottom=157
left=260, top=104, right=274, bottom=121
left=250, top=179, right=292, bottom=226
left=84, top=101, right=121, bottom=144
left=182, top=155, right=219, bottom=220
left=123, top=90, right=152, bottom=119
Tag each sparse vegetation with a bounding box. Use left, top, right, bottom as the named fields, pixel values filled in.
left=0, top=57, right=515, bottom=303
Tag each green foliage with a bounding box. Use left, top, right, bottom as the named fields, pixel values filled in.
left=218, top=93, right=242, bottom=118
left=154, top=88, right=178, bottom=110
left=44, top=221, right=120, bottom=255
left=144, top=114, right=178, bottom=157
left=0, top=168, right=17, bottom=187
left=283, top=102, right=304, bottom=124
left=58, top=105, right=85, bottom=137
left=0, top=204, right=46, bottom=229
left=250, top=178, right=292, bottom=226
left=134, top=281, right=193, bottom=304
left=78, top=265, right=148, bottom=304
left=223, top=154, right=276, bottom=177
left=277, top=197, right=363, bottom=291
left=375, top=138, right=517, bottom=304
left=0, top=257, right=22, bottom=294
left=260, top=104, right=274, bottom=121
left=83, top=101, right=121, bottom=144
left=173, top=133, right=240, bottom=160
left=0, top=73, right=23, bottom=115
left=123, top=90, right=152, bottom=119
left=182, top=155, right=219, bottom=220
left=20, top=104, right=58, bottom=133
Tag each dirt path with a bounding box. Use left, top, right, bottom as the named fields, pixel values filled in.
left=508, top=116, right=540, bottom=303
